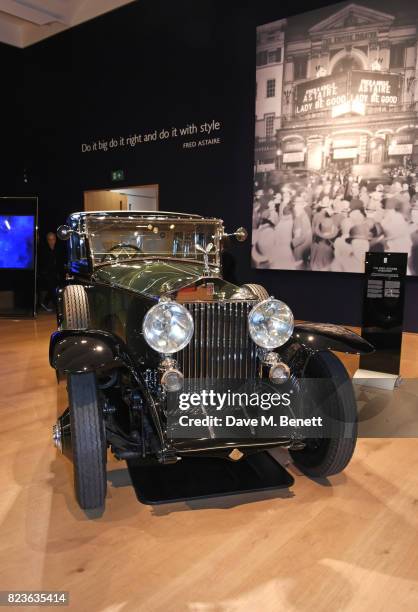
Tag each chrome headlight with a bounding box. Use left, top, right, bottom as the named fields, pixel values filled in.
left=248, top=298, right=294, bottom=349
left=143, top=301, right=194, bottom=354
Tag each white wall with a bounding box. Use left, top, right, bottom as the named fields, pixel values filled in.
left=111, top=186, right=158, bottom=211
left=255, top=64, right=283, bottom=121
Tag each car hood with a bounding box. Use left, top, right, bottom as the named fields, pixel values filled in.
left=93, top=259, right=227, bottom=299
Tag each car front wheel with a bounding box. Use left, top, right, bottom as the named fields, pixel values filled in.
left=61, top=284, right=90, bottom=329
left=68, top=372, right=107, bottom=509
left=289, top=351, right=357, bottom=478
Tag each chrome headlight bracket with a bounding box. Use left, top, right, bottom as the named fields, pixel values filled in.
left=159, top=356, right=184, bottom=392
left=257, top=349, right=291, bottom=384
left=258, top=348, right=279, bottom=365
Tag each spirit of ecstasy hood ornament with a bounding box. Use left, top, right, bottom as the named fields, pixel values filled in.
left=195, top=242, right=214, bottom=276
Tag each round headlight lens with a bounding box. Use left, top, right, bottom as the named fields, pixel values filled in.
left=248, top=298, right=294, bottom=349
left=143, top=301, right=194, bottom=354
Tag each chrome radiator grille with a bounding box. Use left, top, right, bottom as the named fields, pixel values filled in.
left=177, top=301, right=258, bottom=379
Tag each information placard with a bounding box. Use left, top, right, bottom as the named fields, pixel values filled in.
left=359, top=252, right=407, bottom=375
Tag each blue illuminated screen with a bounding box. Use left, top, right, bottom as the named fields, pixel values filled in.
left=0, top=215, right=35, bottom=269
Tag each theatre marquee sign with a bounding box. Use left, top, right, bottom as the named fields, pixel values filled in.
left=295, top=70, right=401, bottom=115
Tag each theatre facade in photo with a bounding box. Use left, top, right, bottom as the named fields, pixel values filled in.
left=255, top=2, right=418, bottom=173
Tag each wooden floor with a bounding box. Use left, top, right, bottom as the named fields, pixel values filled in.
left=1, top=314, right=418, bottom=612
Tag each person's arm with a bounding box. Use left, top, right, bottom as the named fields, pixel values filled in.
left=312, top=213, right=321, bottom=236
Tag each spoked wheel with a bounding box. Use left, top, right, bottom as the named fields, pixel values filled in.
left=68, top=372, right=107, bottom=509
left=290, top=350, right=357, bottom=478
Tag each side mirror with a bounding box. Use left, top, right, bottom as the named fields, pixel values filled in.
left=234, top=227, right=248, bottom=242
left=221, top=227, right=248, bottom=242
left=57, top=225, right=73, bottom=240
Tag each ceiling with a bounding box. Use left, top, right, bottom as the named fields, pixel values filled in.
left=0, top=0, right=136, bottom=47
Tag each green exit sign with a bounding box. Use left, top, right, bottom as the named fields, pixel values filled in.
left=111, top=169, right=125, bottom=182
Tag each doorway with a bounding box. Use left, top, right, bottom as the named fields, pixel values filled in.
left=307, top=141, right=323, bottom=170
left=370, top=139, right=385, bottom=164
left=83, top=184, right=159, bottom=212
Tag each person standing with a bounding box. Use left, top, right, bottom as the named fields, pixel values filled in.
left=381, top=197, right=412, bottom=254
left=332, top=226, right=370, bottom=273
left=251, top=217, right=278, bottom=268
left=408, top=197, right=418, bottom=275
left=270, top=202, right=296, bottom=270
left=291, top=196, right=312, bottom=268
left=347, top=183, right=364, bottom=212
left=310, top=215, right=338, bottom=271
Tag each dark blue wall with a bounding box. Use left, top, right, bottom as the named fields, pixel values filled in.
left=4, top=0, right=418, bottom=329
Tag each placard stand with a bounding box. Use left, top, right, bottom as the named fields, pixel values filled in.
left=353, top=252, right=407, bottom=391
left=353, top=369, right=400, bottom=391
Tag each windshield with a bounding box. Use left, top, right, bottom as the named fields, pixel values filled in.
left=85, top=217, right=221, bottom=266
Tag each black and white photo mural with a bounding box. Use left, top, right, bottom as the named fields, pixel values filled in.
left=252, top=1, right=418, bottom=274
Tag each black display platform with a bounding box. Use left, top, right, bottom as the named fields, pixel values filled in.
left=127, top=452, right=294, bottom=505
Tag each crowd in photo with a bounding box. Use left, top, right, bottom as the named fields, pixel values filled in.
left=251, top=162, right=418, bottom=274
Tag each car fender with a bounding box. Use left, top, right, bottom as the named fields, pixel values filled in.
left=291, top=323, right=373, bottom=355
left=50, top=329, right=166, bottom=447
left=49, top=329, right=122, bottom=374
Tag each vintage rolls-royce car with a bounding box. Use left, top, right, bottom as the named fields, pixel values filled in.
left=50, top=211, right=373, bottom=509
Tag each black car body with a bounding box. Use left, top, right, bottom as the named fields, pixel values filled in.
left=50, top=211, right=373, bottom=509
